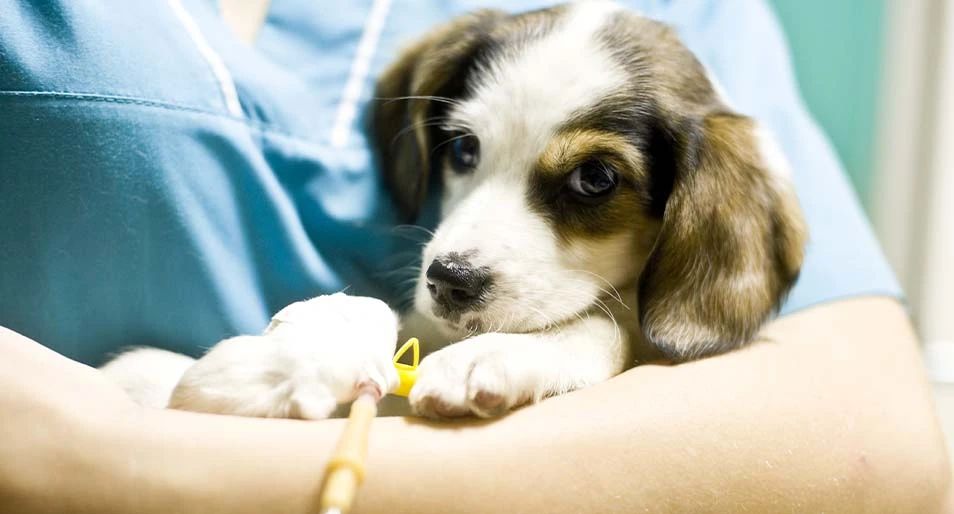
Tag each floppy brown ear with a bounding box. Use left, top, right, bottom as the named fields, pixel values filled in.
left=638, top=112, right=807, bottom=361
left=371, top=10, right=505, bottom=222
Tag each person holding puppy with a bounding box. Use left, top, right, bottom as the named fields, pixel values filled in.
left=0, top=0, right=948, bottom=513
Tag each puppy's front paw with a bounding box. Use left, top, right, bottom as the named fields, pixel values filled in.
left=169, top=294, right=400, bottom=419
left=409, top=333, right=540, bottom=419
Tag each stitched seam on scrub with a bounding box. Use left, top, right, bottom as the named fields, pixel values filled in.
left=0, top=90, right=357, bottom=149
left=167, top=0, right=244, bottom=118
left=329, top=0, right=392, bottom=148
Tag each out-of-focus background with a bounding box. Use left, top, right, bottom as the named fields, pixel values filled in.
left=767, top=0, right=954, bottom=455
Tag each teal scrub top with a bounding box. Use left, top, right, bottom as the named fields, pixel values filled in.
left=0, top=0, right=901, bottom=365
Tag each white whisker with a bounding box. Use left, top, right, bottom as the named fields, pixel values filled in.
left=375, top=95, right=464, bottom=107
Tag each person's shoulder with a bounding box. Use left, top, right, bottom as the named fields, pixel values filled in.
left=778, top=154, right=902, bottom=315
left=647, top=0, right=904, bottom=315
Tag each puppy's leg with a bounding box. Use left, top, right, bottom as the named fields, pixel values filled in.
left=100, top=348, right=196, bottom=409
left=166, top=293, right=401, bottom=420
left=96, top=293, right=401, bottom=420
left=409, top=315, right=629, bottom=419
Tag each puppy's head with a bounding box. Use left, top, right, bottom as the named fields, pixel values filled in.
left=372, top=1, right=807, bottom=360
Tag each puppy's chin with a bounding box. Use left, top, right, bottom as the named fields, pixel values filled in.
left=413, top=291, right=572, bottom=339
left=412, top=295, right=489, bottom=338
left=418, top=310, right=533, bottom=339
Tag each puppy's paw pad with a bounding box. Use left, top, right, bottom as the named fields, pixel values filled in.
left=409, top=336, right=541, bottom=419
left=411, top=393, right=469, bottom=419
left=464, top=360, right=513, bottom=417
left=469, top=389, right=506, bottom=414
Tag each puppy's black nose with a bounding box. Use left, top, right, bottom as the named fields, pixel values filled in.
left=426, top=254, right=489, bottom=312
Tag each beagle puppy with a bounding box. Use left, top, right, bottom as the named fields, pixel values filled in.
left=102, top=1, right=806, bottom=420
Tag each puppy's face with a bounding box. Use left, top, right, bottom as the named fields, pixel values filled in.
left=373, top=2, right=807, bottom=360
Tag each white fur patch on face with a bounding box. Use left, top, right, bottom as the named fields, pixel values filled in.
left=445, top=1, right=628, bottom=184
left=417, top=174, right=633, bottom=336
left=417, top=177, right=570, bottom=334
left=417, top=3, right=638, bottom=336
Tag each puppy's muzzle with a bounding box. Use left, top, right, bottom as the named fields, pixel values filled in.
left=425, top=253, right=490, bottom=314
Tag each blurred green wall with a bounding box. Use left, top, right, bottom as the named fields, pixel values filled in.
left=768, top=0, right=885, bottom=204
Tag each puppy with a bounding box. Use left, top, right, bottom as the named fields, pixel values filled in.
left=102, top=1, right=806, bottom=420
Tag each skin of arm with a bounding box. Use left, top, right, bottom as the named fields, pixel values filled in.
left=0, top=297, right=949, bottom=513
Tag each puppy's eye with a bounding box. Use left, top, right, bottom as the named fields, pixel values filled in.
left=566, top=160, right=619, bottom=203
left=450, top=134, right=480, bottom=172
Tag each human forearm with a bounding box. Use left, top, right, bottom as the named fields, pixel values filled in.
left=0, top=327, right=335, bottom=514
left=2, top=297, right=948, bottom=513
left=354, top=297, right=949, bottom=514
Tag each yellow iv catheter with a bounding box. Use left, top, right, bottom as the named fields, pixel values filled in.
left=317, top=338, right=420, bottom=514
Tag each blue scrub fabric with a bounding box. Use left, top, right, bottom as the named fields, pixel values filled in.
left=0, top=0, right=901, bottom=365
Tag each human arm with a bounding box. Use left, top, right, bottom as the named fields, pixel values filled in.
left=359, top=296, right=949, bottom=514
left=1, top=296, right=948, bottom=514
